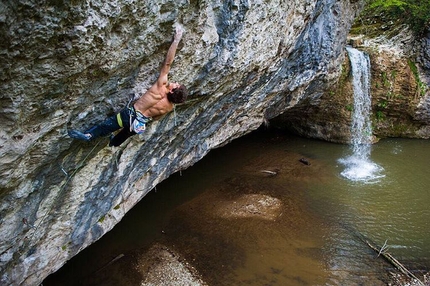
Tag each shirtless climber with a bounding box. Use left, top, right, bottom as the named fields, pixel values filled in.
left=68, top=25, right=188, bottom=147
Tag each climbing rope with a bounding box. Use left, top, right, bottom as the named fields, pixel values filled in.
left=173, top=104, right=177, bottom=126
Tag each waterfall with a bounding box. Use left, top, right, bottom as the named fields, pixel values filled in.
left=338, top=47, right=384, bottom=182
left=348, top=46, right=372, bottom=157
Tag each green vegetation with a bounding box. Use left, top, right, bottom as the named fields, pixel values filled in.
left=375, top=110, right=385, bottom=121
left=61, top=242, right=71, bottom=251
left=366, top=0, right=430, bottom=35
left=377, top=100, right=388, bottom=109
left=408, top=59, right=428, bottom=96
left=381, top=72, right=390, bottom=88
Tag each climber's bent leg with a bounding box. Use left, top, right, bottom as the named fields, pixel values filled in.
left=69, top=108, right=130, bottom=141
left=109, top=128, right=137, bottom=147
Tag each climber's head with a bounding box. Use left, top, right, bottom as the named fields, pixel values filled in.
left=167, top=82, right=188, bottom=104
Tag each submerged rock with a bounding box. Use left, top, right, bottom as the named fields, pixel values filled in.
left=216, top=194, right=283, bottom=221
left=138, top=244, right=206, bottom=286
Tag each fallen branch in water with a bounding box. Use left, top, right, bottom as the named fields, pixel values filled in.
left=260, top=170, right=278, bottom=176
left=95, top=253, right=125, bottom=274
left=365, top=240, right=425, bottom=286
left=259, top=168, right=280, bottom=177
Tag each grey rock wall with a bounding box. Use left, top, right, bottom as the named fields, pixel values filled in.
left=0, top=0, right=362, bottom=285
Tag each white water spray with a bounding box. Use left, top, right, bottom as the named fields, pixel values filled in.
left=339, top=47, right=384, bottom=182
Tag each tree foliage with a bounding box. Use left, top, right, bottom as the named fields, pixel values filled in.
left=368, top=0, right=430, bottom=35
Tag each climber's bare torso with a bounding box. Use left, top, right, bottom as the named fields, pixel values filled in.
left=134, top=83, right=174, bottom=120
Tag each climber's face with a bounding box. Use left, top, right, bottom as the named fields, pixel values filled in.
left=168, top=82, right=180, bottom=92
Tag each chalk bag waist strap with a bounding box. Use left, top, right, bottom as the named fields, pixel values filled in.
left=129, top=107, right=152, bottom=134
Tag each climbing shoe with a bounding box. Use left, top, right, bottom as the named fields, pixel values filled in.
left=68, top=130, right=92, bottom=141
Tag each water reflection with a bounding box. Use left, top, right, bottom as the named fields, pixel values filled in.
left=310, top=137, right=430, bottom=284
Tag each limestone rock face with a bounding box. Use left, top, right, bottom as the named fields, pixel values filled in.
left=0, top=0, right=362, bottom=285
left=415, top=29, right=430, bottom=127
left=370, top=48, right=430, bottom=138
left=418, top=30, right=430, bottom=83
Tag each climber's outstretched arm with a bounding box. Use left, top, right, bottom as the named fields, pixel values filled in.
left=157, top=25, right=184, bottom=88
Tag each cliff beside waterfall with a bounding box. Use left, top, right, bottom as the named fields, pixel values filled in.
left=0, top=0, right=363, bottom=285
left=275, top=9, right=430, bottom=142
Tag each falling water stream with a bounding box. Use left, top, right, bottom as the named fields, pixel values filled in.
left=339, top=46, right=384, bottom=182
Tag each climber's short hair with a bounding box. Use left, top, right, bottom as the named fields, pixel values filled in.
left=167, top=85, right=188, bottom=104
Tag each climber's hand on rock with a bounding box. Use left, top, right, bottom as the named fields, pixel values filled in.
left=174, top=24, right=184, bottom=42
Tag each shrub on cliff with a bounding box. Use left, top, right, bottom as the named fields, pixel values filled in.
left=368, top=0, right=430, bottom=35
